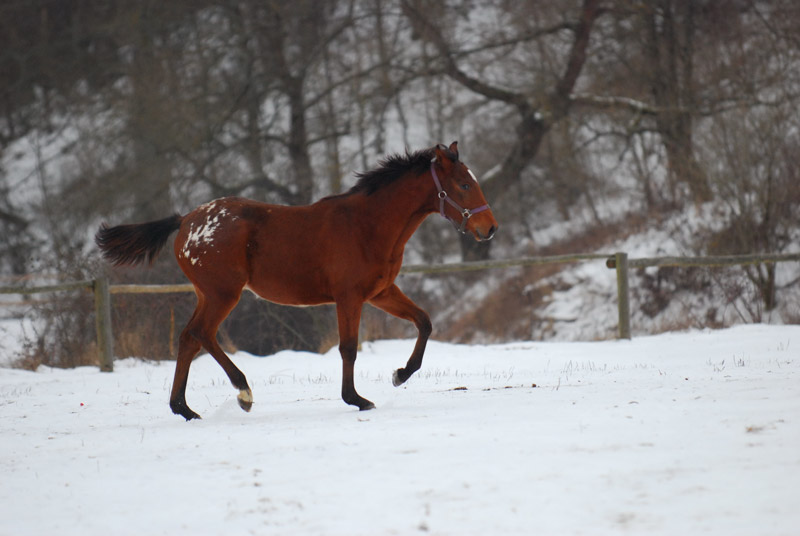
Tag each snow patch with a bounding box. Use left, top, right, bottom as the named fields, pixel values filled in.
left=1, top=326, right=798, bottom=534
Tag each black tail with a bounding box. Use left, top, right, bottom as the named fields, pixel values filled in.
left=95, top=214, right=183, bottom=267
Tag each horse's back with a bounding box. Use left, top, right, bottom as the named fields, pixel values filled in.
left=242, top=197, right=365, bottom=304
left=174, top=196, right=350, bottom=305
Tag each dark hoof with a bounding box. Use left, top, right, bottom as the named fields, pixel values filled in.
left=392, top=368, right=407, bottom=387
left=237, top=389, right=253, bottom=412
left=171, top=400, right=202, bottom=421
left=359, top=400, right=376, bottom=411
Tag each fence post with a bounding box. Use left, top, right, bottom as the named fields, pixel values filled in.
left=614, top=252, right=631, bottom=340
left=94, top=276, right=114, bottom=372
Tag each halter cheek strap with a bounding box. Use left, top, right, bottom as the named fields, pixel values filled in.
left=430, top=163, right=490, bottom=234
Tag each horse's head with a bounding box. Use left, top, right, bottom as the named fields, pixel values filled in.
left=431, top=142, right=498, bottom=242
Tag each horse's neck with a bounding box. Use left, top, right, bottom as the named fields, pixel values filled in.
left=355, top=172, right=435, bottom=255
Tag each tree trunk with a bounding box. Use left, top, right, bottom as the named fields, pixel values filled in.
left=286, top=78, right=314, bottom=205
left=643, top=0, right=712, bottom=204
left=404, top=0, right=602, bottom=260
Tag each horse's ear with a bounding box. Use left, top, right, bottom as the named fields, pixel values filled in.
left=434, top=143, right=457, bottom=166
left=434, top=144, right=449, bottom=164
left=448, top=141, right=459, bottom=159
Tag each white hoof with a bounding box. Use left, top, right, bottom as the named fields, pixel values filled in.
left=237, top=389, right=253, bottom=412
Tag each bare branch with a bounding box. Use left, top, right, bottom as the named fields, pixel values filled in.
left=571, top=93, right=660, bottom=115
left=555, top=0, right=602, bottom=102
left=571, top=92, right=800, bottom=117
left=455, top=21, right=578, bottom=58
left=400, top=0, right=531, bottom=111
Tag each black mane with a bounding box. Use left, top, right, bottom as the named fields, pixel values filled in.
left=349, top=148, right=435, bottom=196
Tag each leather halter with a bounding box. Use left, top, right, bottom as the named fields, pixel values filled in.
left=430, top=163, right=490, bottom=234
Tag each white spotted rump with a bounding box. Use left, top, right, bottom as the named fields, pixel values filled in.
left=180, top=200, right=231, bottom=266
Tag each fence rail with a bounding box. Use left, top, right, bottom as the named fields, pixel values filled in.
left=2, top=251, right=799, bottom=371
left=0, top=279, right=94, bottom=295
left=400, top=253, right=612, bottom=274
left=109, top=283, right=195, bottom=294
left=606, top=252, right=800, bottom=269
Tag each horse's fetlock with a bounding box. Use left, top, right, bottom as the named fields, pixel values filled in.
left=392, top=368, right=406, bottom=387
left=229, top=371, right=249, bottom=392
left=339, top=341, right=358, bottom=360
left=170, top=398, right=201, bottom=421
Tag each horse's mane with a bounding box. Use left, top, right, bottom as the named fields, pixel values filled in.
left=348, top=147, right=435, bottom=196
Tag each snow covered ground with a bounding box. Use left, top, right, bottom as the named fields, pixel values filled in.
left=1, top=324, right=798, bottom=535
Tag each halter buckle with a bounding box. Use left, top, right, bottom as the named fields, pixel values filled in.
left=430, top=163, right=489, bottom=236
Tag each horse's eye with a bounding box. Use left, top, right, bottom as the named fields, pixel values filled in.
left=460, top=183, right=471, bottom=191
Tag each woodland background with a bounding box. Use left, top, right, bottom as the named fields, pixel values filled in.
left=1, top=0, right=799, bottom=367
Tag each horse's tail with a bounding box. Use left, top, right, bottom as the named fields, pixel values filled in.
left=95, top=214, right=183, bottom=267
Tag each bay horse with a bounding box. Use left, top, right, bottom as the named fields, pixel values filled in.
left=96, top=142, right=498, bottom=420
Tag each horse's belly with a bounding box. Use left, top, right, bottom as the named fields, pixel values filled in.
left=245, top=286, right=332, bottom=307
left=245, top=269, right=333, bottom=306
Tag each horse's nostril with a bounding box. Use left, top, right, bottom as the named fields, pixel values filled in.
left=488, top=225, right=497, bottom=239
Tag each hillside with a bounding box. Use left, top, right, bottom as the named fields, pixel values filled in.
left=391, top=199, right=800, bottom=345
left=1, top=1, right=799, bottom=364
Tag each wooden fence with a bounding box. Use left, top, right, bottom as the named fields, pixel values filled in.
left=2, top=251, right=799, bottom=371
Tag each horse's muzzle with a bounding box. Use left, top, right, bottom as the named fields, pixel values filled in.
left=476, top=224, right=497, bottom=242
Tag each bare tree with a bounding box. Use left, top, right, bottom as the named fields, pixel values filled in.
left=402, top=0, right=603, bottom=259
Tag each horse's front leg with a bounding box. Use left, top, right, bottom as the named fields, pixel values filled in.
left=335, top=299, right=375, bottom=411
left=368, top=284, right=432, bottom=387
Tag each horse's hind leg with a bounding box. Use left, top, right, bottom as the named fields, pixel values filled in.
left=170, top=290, right=252, bottom=420
left=368, top=284, right=432, bottom=387
left=170, top=304, right=205, bottom=420
left=171, top=335, right=203, bottom=420
left=195, top=290, right=254, bottom=410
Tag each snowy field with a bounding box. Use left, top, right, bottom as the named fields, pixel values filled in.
left=1, top=324, right=798, bottom=535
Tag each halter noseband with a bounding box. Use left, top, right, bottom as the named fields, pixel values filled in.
left=430, top=163, right=490, bottom=234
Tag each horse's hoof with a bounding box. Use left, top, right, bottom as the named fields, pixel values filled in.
left=392, top=369, right=406, bottom=387
left=171, top=400, right=202, bottom=421
left=359, top=401, right=376, bottom=411
left=237, top=389, right=254, bottom=412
